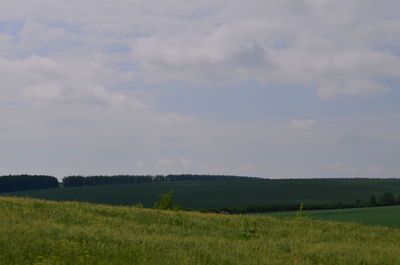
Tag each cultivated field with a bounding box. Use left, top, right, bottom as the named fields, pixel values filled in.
left=261, top=205, right=400, bottom=228
left=1, top=197, right=400, bottom=265
left=5, top=178, right=400, bottom=209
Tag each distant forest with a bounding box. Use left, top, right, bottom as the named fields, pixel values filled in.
left=62, top=174, right=251, bottom=187
left=0, top=175, right=59, bottom=192
left=0, top=174, right=252, bottom=192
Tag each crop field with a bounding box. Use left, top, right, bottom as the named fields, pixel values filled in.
left=2, top=197, right=400, bottom=265
left=261, top=205, right=400, bottom=228
left=5, top=178, right=400, bottom=209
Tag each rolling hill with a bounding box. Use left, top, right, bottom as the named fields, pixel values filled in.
left=5, top=178, right=400, bottom=209
left=1, top=196, right=400, bottom=265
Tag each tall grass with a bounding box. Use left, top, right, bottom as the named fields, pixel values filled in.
left=1, top=197, right=400, bottom=264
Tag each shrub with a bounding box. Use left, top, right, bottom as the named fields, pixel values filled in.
left=369, top=196, right=377, bottom=205
left=379, top=192, right=396, bottom=205
left=154, top=191, right=173, bottom=210
left=133, top=203, right=144, bottom=208
left=296, top=202, right=305, bottom=217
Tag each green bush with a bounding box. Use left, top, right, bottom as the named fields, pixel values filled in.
left=380, top=192, right=396, bottom=205
left=133, top=202, right=144, bottom=208
left=153, top=191, right=183, bottom=211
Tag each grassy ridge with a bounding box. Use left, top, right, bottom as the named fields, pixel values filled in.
left=1, top=197, right=400, bottom=265
left=262, top=205, right=400, bottom=228
left=5, top=178, right=400, bottom=209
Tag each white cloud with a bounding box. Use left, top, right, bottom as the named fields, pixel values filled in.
left=0, top=0, right=398, bottom=98
left=0, top=34, right=14, bottom=56
left=17, top=20, right=75, bottom=53
left=367, top=165, right=385, bottom=176
left=129, top=0, right=400, bottom=97
left=291, top=119, right=316, bottom=129
left=0, top=55, right=140, bottom=108
left=156, top=113, right=195, bottom=126
left=325, top=162, right=356, bottom=173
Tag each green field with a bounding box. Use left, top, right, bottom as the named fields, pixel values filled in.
left=261, top=205, right=400, bottom=228
left=2, top=197, right=400, bottom=265
left=5, top=178, right=400, bottom=209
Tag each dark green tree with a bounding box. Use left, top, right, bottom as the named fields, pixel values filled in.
left=379, top=192, right=396, bottom=205
left=153, top=191, right=183, bottom=210
left=369, top=196, right=377, bottom=205
left=154, top=191, right=174, bottom=210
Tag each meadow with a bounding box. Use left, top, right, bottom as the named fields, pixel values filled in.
left=2, top=196, right=400, bottom=265
left=5, top=178, right=400, bottom=209
left=261, top=205, right=400, bottom=228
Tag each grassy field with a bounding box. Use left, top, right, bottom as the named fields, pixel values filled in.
left=4, top=178, right=400, bottom=209
left=2, top=197, right=400, bottom=265
left=261, top=205, right=400, bottom=228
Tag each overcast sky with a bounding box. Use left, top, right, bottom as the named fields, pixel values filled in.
left=1, top=0, right=400, bottom=178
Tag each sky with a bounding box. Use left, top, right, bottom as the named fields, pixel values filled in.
left=0, top=0, right=400, bottom=178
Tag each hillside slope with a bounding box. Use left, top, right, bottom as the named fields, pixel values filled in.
left=1, top=197, right=400, bottom=265
left=6, top=178, right=400, bottom=209
left=263, top=205, right=400, bottom=228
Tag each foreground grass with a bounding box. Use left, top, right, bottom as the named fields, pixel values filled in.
left=6, top=178, right=400, bottom=209
left=260, top=205, right=400, bottom=228
left=1, top=197, right=400, bottom=265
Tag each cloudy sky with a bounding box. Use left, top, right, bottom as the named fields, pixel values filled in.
left=1, top=0, right=400, bottom=178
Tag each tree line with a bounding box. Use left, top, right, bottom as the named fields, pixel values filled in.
left=0, top=175, right=59, bottom=193
left=369, top=192, right=400, bottom=206
left=62, top=174, right=251, bottom=187
left=0, top=174, right=251, bottom=192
